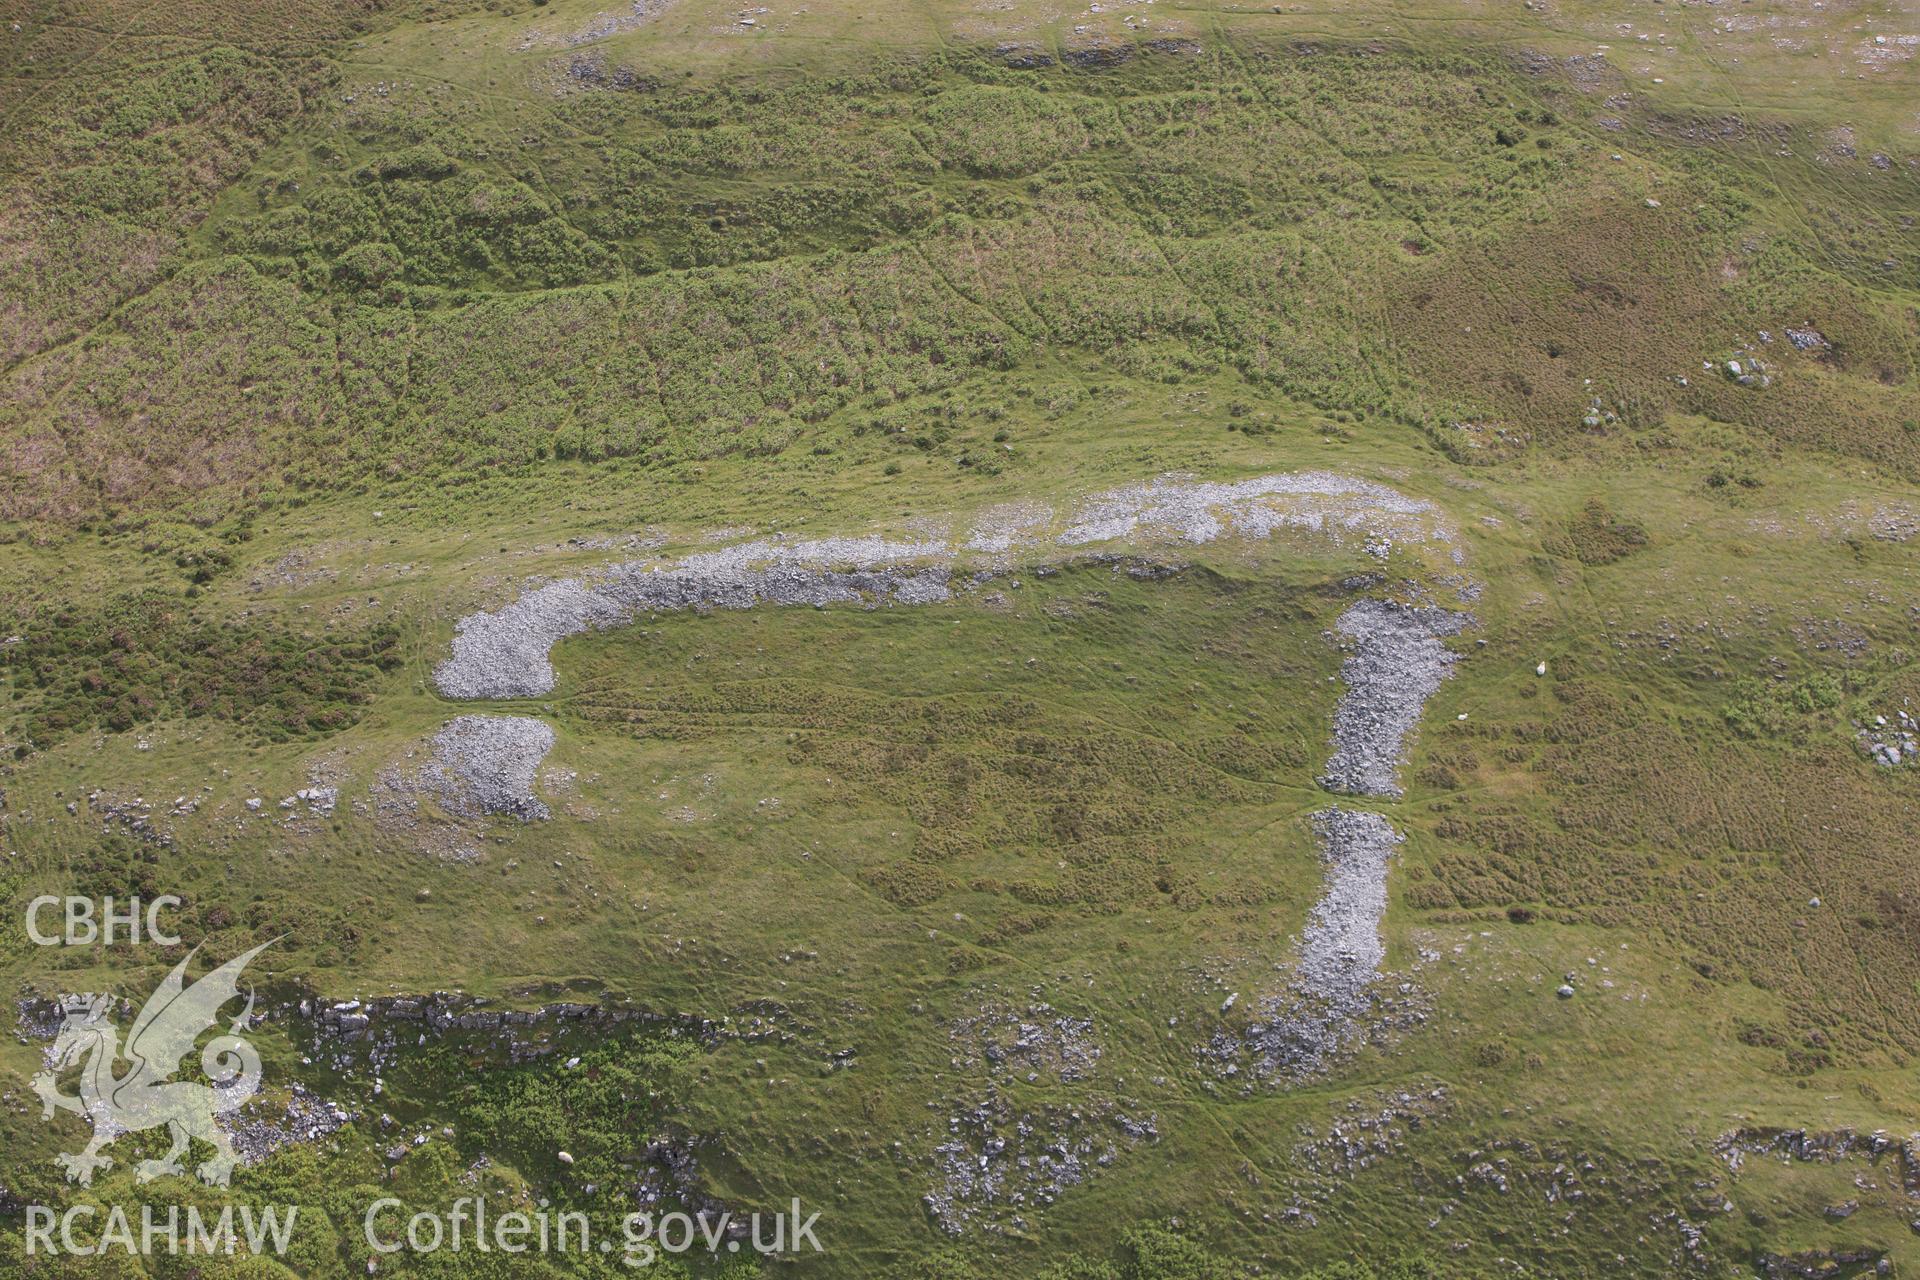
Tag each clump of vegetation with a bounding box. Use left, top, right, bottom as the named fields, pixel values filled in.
left=1548, top=498, right=1649, bottom=566
left=432, top=1030, right=700, bottom=1191
left=1722, top=671, right=1844, bottom=740
left=4, top=593, right=401, bottom=747
left=915, top=84, right=1104, bottom=177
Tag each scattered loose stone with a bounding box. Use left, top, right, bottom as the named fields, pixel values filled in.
left=924, top=1087, right=1155, bottom=1235
left=369, top=717, right=558, bottom=858
left=1213, top=809, right=1417, bottom=1083
left=433, top=472, right=1460, bottom=699
left=1855, top=704, right=1917, bottom=767
left=218, top=1084, right=354, bottom=1166
left=948, top=997, right=1101, bottom=1084
left=424, top=716, right=557, bottom=821
left=1321, top=599, right=1472, bottom=798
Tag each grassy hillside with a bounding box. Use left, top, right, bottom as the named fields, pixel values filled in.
left=1, top=0, right=1918, bottom=1277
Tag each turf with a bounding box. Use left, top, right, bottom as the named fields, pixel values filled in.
left=2, top=0, right=1919, bottom=1276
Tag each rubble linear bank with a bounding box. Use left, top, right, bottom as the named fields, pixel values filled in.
left=433, top=470, right=1458, bottom=700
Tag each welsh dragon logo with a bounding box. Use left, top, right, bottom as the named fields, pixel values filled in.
left=31, top=942, right=271, bottom=1187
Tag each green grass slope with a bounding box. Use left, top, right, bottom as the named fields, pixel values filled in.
left=1, top=0, right=1918, bottom=1276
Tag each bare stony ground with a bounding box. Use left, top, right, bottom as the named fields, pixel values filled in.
left=422, top=715, right=557, bottom=821
left=517, top=0, right=677, bottom=50
left=1053, top=471, right=1450, bottom=560
left=925, top=1088, right=1156, bottom=1236
left=434, top=471, right=1459, bottom=699
left=1320, top=598, right=1471, bottom=799
left=946, top=997, right=1103, bottom=1084
left=923, top=995, right=1154, bottom=1236
left=220, top=1084, right=353, bottom=1166
left=1294, top=809, right=1402, bottom=1010
left=436, top=541, right=950, bottom=699
left=1213, top=809, right=1415, bottom=1084
left=1213, top=587, right=1470, bottom=1084
left=371, top=715, right=557, bottom=858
